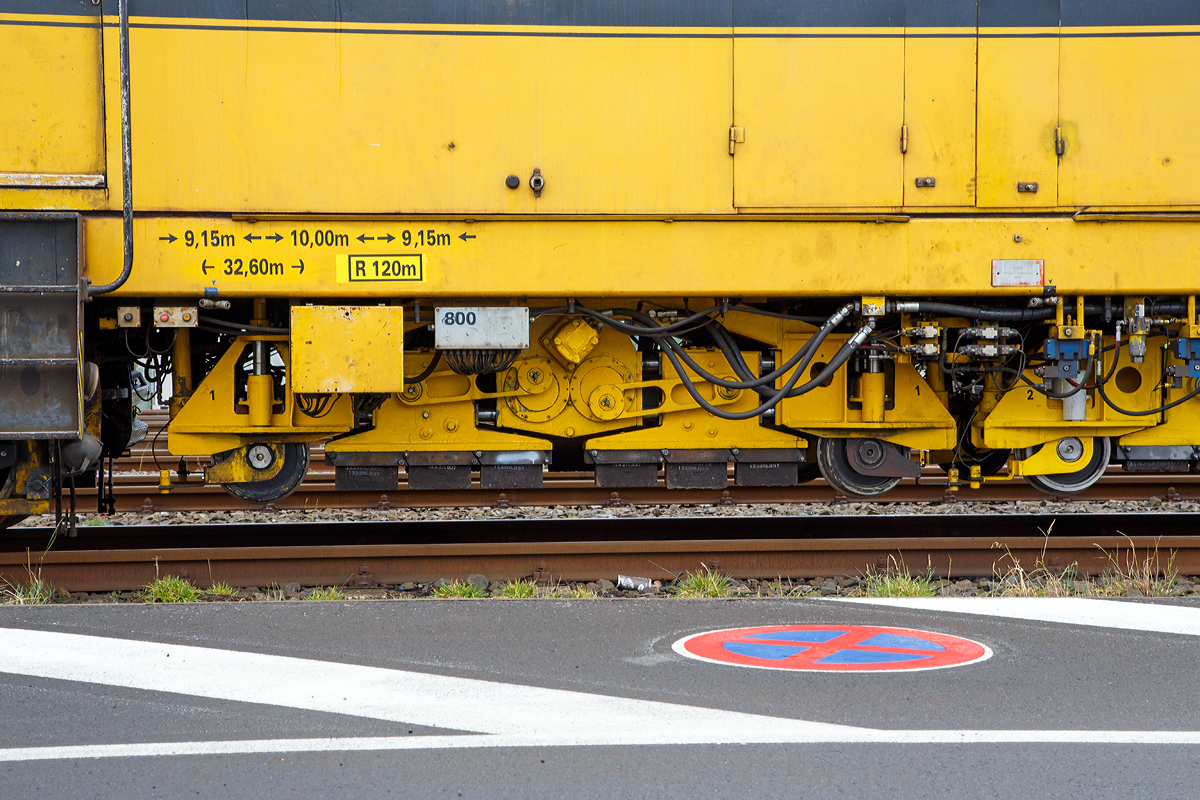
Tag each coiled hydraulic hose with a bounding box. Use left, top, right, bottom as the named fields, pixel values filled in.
left=658, top=320, right=876, bottom=421
left=594, top=304, right=852, bottom=392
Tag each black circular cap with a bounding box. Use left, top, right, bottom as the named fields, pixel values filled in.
left=505, top=175, right=520, bottom=189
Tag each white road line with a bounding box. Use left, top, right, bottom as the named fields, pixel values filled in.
left=831, top=597, right=1200, bottom=636
left=0, top=627, right=1198, bottom=761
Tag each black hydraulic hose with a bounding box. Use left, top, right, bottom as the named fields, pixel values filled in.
left=614, top=304, right=853, bottom=392
left=404, top=350, right=443, bottom=384
left=199, top=316, right=290, bottom=335
left=89, top=0, right=133, bottom=297
left=575, top=304, right=723, bottom=336
left=405, top=352, right=444, bottom=386
left=660, top=321, right=875, bottom=421
left=899, top=302, right=1055, bottom=322
left=1099, top=378, right=1200, bottom=417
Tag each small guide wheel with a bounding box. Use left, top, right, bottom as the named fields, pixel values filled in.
left=1021, top=437, right=1111, bottom=495
left=222, top=442, right=310, bottom=504
left=815, top=437, right=903, bottom=498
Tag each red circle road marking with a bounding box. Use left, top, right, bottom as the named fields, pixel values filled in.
left=672, top=624, right=992, bottom=672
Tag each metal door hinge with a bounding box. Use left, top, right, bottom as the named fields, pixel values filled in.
left=1055, top=127, right=1065, bottom=156
left=900, top=124, right=908, bottom=154
left=729, top=126, right=745, bottom=155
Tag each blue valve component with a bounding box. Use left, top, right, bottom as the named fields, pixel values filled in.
left=1172, top=339, right=1200, bottom=380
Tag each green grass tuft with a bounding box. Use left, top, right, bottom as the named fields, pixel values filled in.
left=1, top=572, right=56, bottom=605
left=551, top=583, right=599, bottom=599
left=142, top=575, right=201, bottom=603
left=205, top=581, right=239, bottom=597
left=305, top=586, right=345, bottom=601
left=501, top=579, right=539, bottom=598
left=859, top=556, right=937, bottom=598
left=673, top=566, right=733, bottom=598
left=432, top=580, right=486, bottom=599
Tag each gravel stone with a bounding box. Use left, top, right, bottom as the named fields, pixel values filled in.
left=467, top=574, right=488, bottom=593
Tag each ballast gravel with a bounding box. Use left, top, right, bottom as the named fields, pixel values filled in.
left=12, top=496, right=1200, bottom=528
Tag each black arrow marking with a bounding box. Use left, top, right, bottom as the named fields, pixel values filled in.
left=201, top=259, right=214, bottom=275
left=244, top=234, right=262, bottom=242
left=380, top=233, right=396, bottom=243
left=265, top=233, right=284, bottom=242
left=357, top=234, right=374, bottom=243
left=159, top=234, right=177, bottom=243
left=458, top=233, right=476, bottom=242
left=292, top=259, right=304, bottom=275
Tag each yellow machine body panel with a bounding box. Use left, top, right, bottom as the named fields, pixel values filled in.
left=733, top=32, right=904, bottom=209
left=130, top=21, right=733, bottom=215
left=902, top=31, right=977, bottom=207
left=290, top=306, right=405, bottom=394
left=1059, top=32, right=1200, bottom=207
left=86, top=216, right=1200, bottom=299
left=976, top=29, right=1060, bottom=208
left=0, top=9, right=105, bottom=179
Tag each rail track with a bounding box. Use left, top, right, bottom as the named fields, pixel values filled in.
left=2, top=514, right=1195, bottom=592
left=68, top=411, right=1200, bottom=514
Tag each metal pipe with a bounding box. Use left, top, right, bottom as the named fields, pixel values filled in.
left=89, top=0, right=134, bottom=297
left=169, top=328, right=192, bottom=418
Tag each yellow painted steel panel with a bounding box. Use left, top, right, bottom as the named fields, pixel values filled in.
left=0, top=18, right=104, bottom=175
left=1060, top=35, right=1200, bottom=206
left=85, top=216, right=1200, bottom=299
left=903, top=34, right=976, bottom=207
left=290, top=306, right=404, bottom=393
left=977, top=35, right=1059, bottom=207
left=733, top=35, right=904, bottom=208
left=129, top=27, right=732, bottom=215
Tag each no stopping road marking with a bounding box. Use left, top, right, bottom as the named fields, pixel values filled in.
left=673, top=624, right=992, bottom=672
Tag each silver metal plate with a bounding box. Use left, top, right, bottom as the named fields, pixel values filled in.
left=991, top=259, right=1044, bottom=287
left=434, top=307, right=529, bottom=349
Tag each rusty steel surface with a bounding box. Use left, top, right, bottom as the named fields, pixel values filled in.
left=2, top=515, right=1195, bottom=591
left=74, top=468, right=1200, bottom=513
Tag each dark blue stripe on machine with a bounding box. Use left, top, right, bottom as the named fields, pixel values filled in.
left=6, top=0, right=1200, bottom=31
left=116, top=0, right=735, bottom=27
left=907, top=0, right=977, bottom=28
left=979, top=0, right=1057, bottom=28
left=1062, top=0, right=1200, bottom=28
left=735, top=0, right=903, bottom=27
left=0, top=0, right=98, bottom=16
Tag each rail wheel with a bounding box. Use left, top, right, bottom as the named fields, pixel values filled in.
left=1020, top=437, right=1111, bottom=495
left=221, top=442, right=310, bottom=504
left=815, top=437, right=903, bottom=498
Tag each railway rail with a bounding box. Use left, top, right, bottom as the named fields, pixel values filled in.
left=2, top=515, right=1194, bottom=592
left=67, top=413, right=1200, bottom=514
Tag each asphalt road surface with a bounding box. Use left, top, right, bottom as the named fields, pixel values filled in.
left=2, top=596, right=1198, bottom=798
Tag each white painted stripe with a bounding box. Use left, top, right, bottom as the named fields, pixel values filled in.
left=0, top=172, right=105, bottom=188
left=831, top=597, right=1200, bottom=636
left=0, top=628, right=854, bottom=743
left=0, top=627, right=1197, bottom=761
left=4, top=729, right=1200, bottom=762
